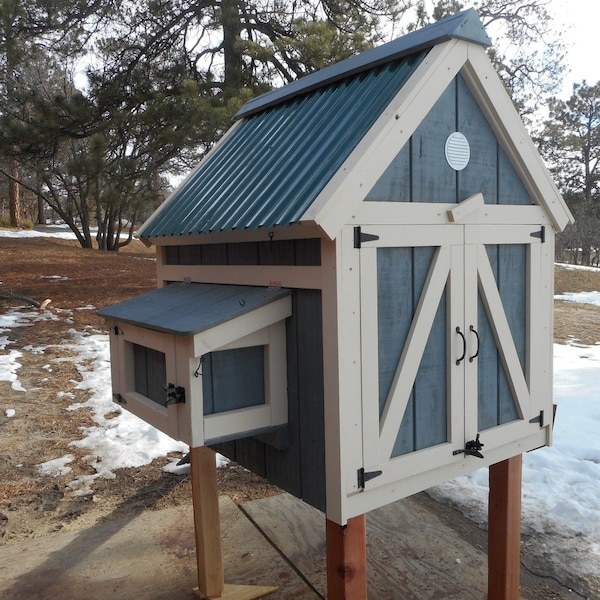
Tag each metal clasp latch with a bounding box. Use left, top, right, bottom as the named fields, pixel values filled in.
left=163, top=383, right=185, bottom=405
left=453, top=434, right=485, bottom=459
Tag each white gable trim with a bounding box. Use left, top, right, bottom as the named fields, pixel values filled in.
left=461, top=46, right=573, bottom=232
left=303, top=39, right=468, bottom=239
left=304, top=40, right=572, bottom=239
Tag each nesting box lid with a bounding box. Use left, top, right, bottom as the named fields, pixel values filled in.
left=97, top=282, right=291, bottom=336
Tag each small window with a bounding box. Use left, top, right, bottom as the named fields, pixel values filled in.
left=202, top=346, right=265, bottom=415
left=132, top=343, right=167, bottom=407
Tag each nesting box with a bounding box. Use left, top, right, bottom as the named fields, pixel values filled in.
left=99, top=9, right=572, bottom=526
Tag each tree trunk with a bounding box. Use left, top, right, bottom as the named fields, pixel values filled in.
left=222, top=0, right=242, bottom=93
left=9, top=160, right=21, bottom=228
left=36, top=177, right=45, bottom=224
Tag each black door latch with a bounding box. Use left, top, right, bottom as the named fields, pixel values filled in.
left=453, top=434, right=485, bottom=459
left=163, top=383, right=185, bottom=405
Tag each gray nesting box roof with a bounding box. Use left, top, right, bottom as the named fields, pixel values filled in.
left=97, top=283, right=291, bottom=336
left=138, top=9, right=492, bottom=240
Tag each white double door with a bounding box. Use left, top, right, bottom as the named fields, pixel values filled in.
left=354, top=221, right=549, bottom=494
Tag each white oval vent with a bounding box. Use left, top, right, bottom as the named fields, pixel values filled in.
left=445, top=132, right=470, bottom=171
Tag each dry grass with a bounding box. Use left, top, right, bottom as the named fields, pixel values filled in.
left=0, top=235, right=281, bottom=544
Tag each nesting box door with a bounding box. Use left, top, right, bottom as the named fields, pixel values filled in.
left=356, top=221, right=551, bottom=496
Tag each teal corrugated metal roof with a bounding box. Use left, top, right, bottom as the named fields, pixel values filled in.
left=140, top=9, right=490, bottom=240
left=141, top=52, right=426, bottom=238
left=235, top=8, right=490, bottom=120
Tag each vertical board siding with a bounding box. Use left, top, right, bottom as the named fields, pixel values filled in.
left=414, top=287, right=447, bottom=450
left=258, top=239, right=295, bottom=265
left=478, top=244, right=524, bottom=430
left=365, top=141, right=412, bottom=202
left=210, top=289, right=326, bottom=512
left=498, top=147, right=531, bottom=205
left=411, top=81, right=457, bottom=203
left=365, top=74, right=533, bottom=207
left=293, top=290, right=326, bottom=509
left=202, top=346, right=265, bottom=415
left=163, top=239, right=321, bottom=266
left=200, top=244, right=229, bottom=265
left=456, top=74, right=498, bottom=204
left=133, top=343, right=167, bottom=407
left=496, top=244, right=526, bottom=423
left=228, top=242, right=260, bottom=265
left=377, top=247, right=448, bottom=458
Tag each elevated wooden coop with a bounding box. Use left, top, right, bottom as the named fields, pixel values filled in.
left=100, top=9, right=572, bottom=599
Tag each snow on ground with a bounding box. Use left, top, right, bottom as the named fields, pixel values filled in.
left=2, top=228, right=600, bottom=588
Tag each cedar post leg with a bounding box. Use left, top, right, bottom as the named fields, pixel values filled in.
left=190, top=446, right=224, bottom=599
left=488, top=454, right=523, bottom=600
left=326, top=514, right=368, bottom=599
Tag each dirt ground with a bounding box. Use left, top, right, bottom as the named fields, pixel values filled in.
left=0, top=234, right=281, bottom=546
left=0, top=234, right=599, bottom=598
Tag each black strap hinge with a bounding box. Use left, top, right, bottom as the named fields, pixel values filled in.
left=354, top=226, right=380, bottom=248
left=530, top=226, right=546, bottom=243
left=357, top=467, right=382, bottom=489
left=529, top=410, right=545, bottom=427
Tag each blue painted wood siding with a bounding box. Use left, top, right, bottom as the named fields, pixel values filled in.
left=377, top=247, right=448, bottom=457
left=478, top=244, right=525, bottom=429
left=211, top=289, right=326, bottom=512
left=365, top=74, right=533, bottom=206
left=202, top=346, right=265, bottom=415
left=164, top=238, right=321, bottom=267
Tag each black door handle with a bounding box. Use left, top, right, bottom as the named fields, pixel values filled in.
left=469, top=325, right=479, bottom=362
left=456, top=326, right=466, bottom=365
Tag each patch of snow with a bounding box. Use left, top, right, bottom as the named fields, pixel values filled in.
left=556, top=262, right=600, bottom=273
left=4, top=408, right=15, bottom=418
left=37, top=454, right=75, bottom=477
left=555, top=290, right=600, bottom=306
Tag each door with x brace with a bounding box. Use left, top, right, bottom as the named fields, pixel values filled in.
left=356, top=221, right=548, bottom=494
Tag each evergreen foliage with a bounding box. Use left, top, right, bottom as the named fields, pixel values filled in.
left=538, top=82, right=600, bottom=265
left=0, top=0, right=568, bottom=250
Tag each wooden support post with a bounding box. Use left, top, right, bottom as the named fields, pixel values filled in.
left=326, top=514, right=368, bottom=599
left=190, top=446, right=278, bottom=600
left=190, top=446, right=225, bottom=599
left=488, top=454, right=523, bottom=600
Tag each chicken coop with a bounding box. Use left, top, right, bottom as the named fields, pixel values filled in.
left=99, top=9, right=572, bottom=599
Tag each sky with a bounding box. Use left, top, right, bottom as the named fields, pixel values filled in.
left=1, top=228, right=600, bottom=594
left=532, top=0, right=600, bottom=97
left=548, top=0, right=600, bottom=95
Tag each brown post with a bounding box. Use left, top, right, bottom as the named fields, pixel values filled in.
left=190, top=446, right=224, bottom=599
left=326, top=514, right=368, bottom=599
left=488, top=454, right=522, bottom=600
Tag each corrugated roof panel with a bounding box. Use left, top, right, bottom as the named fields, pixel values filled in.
left=235, top=8, right=490, bottom=120
left=141, top=51, right=427, bottom=239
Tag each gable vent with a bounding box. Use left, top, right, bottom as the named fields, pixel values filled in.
left=445, top=132, right=470, bottom=171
